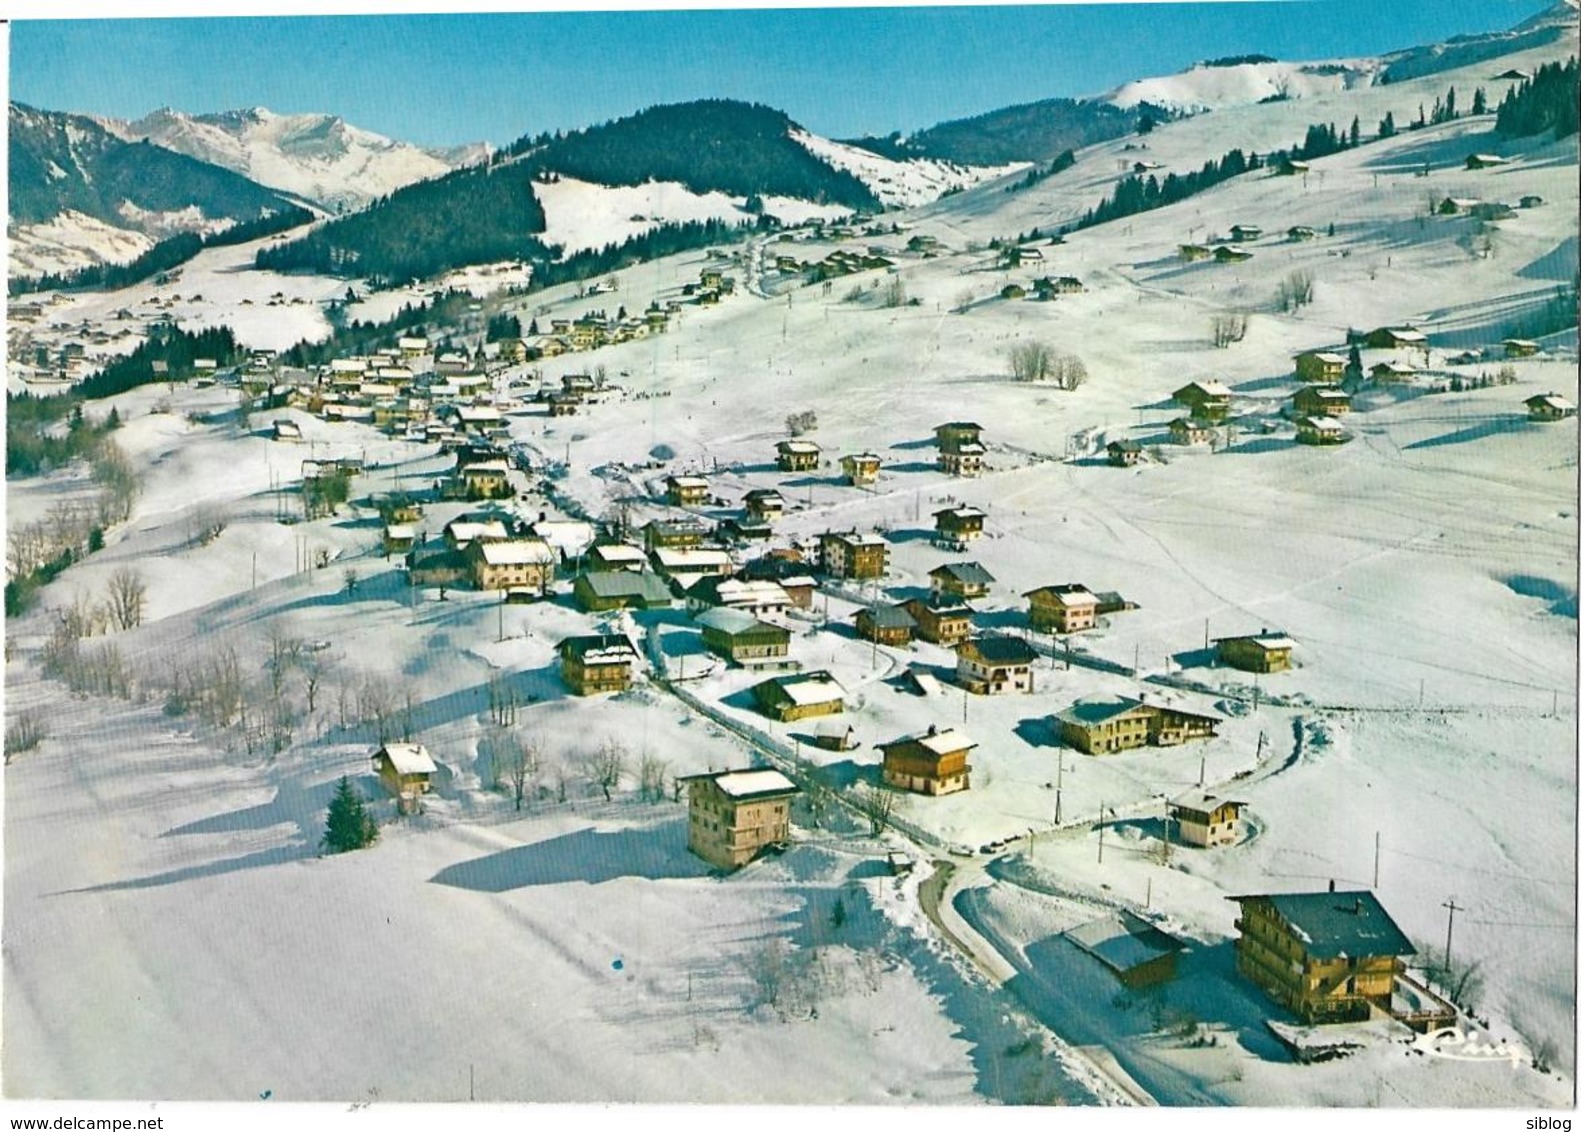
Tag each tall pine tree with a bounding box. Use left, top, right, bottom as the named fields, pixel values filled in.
left=322, top=775, right=379, bottom=853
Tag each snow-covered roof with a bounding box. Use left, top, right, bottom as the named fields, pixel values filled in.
left=558, top=633, right=638, bottom=665
left=1231, top=891, right=1415, bottom=960
left=777, top=440, right=821, bottom=454
left=667, top=475, right=709, bottom=489
left=654, top=547, right=733, bottom=570
left=477, top=539, right=555, bottom=566
left=1066, top=912, right=1185, bottom=974
left=761, top=671, right=846, bottom=706
left=447, top=520, right=508, bottom=543
left=1528, top=393, right=1574, bottom=411
left=461, top=460, right=510, bottom=475
left=712, top=768, right=798, bottom=800
left=1026, top=584, right=1097, bottom=606
left=385, top=524, right=416, bottom=539
left=377, top=743, right=437, bottom=776
left=591, top=544, right=648, bottom=564
left=933, top=561, right=996, bottom=585
left=1170, top=790, right=1244, bottom=816
left=1300, top=351, right=1347, bottom=365
left=530, top=520, right=595, bottom=553
left=1178, top=380, right=1232, bottom=398
left=695, top=607, right=784, bottom=637
left=1300, top=415, right=1346, bottom=431
left=884, top=727, right=976, bottom=756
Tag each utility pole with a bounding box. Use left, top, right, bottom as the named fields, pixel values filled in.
left=1097, top=800, right=1106, bottom=864
left=1198, top=752, right=1206, bottom=788
left=1373, top=831, right=1381, bottom=890
left=1442, top=898, right=1462, bottom=975
left=1054, top=748, right=1064, bottom=825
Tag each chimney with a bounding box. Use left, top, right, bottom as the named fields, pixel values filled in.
left=927, top=724, right=938, bottom=737
left=1328, top=878, right=1335, bottom=893
left=1354, top=898, right=1363, bottom=915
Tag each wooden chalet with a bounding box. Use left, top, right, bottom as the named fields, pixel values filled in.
left=557, top=633, right=639, bottom=696
left=696, top=608, right=792, bottom=666
left=1229, top=224, right=1262, bottom=242
left=1066, top=912, right=1187, bottom=990
left=934, top=421, right=986, bottom=477
left=651, top=547, right=734, bottom=590
left=665, top=475, right=710, bottom=508
left=1292, top=386, right=1351, bottom=417
left=743, top=488, right=785, bottom=523
left=1287, top=225, right=1317, bottom=241
left=468, top=538, right=555, bottom=593
left=1168, top=791, right=1245, bottom=848
left=776, top=439, right=821, bottom=472
left=405, top=543, right=470, bottom=587
left=1055, top=695, right=1218, bottom=755
left=682, top=769, right=798, bottom=870
left=855, top=603, right=917, bottom=646
left=1169, top=418, right=1216, bottom=445
left=587, top=543, right=649, bottom=573
left=1503, top=338, right=1541, bottom=358
left=686, top=576, right=793, bottom=620
left=1230, top=889, right=1416, bottom=1024
left=1526, top=392, right=1576, bottom=421
left=1179, top=243, right=1212, bottom=262
left=1369, top=360, right=1418, bottom=383
left=1173, top=380, right=1233, bottom=421
left=642, top=518, right=711, bottom=552
left=383, top=524, right=417, bottom=556
left=750, top=670, right=846, bottom=722
left=572, top=570, right=675, bottom=612
left=1364, top=327, right=1428, bottom=351
left=1025, top=584, right=1099, bottom=633
left=930, top=561, right=994, bottom=601
left=1295, top=415, right=1348, bottom=445
left=1213, top=245, right=1253, bottom=263
left=1464, top=153, right=1509, bottom=169
left=955, top=636, right=1037, bottom=695
left=1215, top=630, right=1295, bottom=673
left=933, top=505, right=986, bottom=547
left=879, top=725, right=974, bottom=796
left=840, top=452, right=882, bottom=486
left=1294, top=351, right=1346, bottom=384
left=372, top=742, right=437, bottom=798
left=902, top=596, right=974, bottom=647
left=1107, top=440, right=1143, bottom=467
left=819, top=530, right=888, bottom=580
left=456, top=460, right=512, bottom=500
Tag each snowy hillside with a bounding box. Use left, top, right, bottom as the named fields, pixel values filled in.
left=792, top=129, right=1026, bottom=209
left=8, top=209, right=156, bottom=277
left=4, top=5, right=1578, bottom=1111
left=101, top=106, right=486, bottom=212
left=1103, top=57, right=1383, bottom=114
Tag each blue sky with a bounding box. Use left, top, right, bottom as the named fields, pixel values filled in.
left=8, top=2, right=1559, bottom=148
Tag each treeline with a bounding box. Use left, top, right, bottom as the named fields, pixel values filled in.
left=256, top=165, right=549, bottom=284
left=75, top=323, right=243, bottom=401
left=1496, top=58, right=1579, bottom=139
left=532, top=217, right=757, bottom=290
left=1008, top=149, right=1076, bottom=193
left=1075, top=147, right=1258, bottom=231
left=280, top=289, right=478, bottom=369
left=6, top=392, right=121, bottom=477
left=11, top=204, right=315, bottom=296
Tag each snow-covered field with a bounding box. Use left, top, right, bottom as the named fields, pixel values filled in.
left=5, top=14, right=1578, bottom=1109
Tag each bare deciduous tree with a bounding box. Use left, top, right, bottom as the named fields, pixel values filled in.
left=6, top=710, right=48, bottom=761
left=1210, top=311, right=1249, bottom=348
left=852, top=782, right=897, bottom=837
left=583, top=738, right=628, bottom=801
left=105, top=567, right=146, bottom=631
left=1008, top=340, right=1053, bottom=383
left=637, top=753, right=669, bottom=803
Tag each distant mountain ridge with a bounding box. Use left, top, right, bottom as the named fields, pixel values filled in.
left=8, top=102, right=299, bottom=232
left=98, top=105, right=489, bottom=212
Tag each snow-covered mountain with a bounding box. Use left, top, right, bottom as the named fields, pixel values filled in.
left=1101, top=57, right=1383, bottom=115
left=99, top=106, right=489, bottom=213
left=792, top=129, right=1023, bottom=209
left=1099, top=0, right=1577, bottom=114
